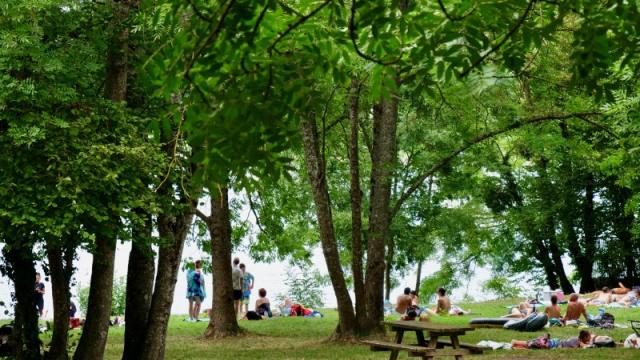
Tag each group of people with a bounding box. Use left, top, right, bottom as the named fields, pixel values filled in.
left=504, top=293, right=600, bottom=325
left=395, top=287, right=452, bottom=320
left=585, top=283, right=640, bottom=307
left=186, top=257, right=268, bottom=322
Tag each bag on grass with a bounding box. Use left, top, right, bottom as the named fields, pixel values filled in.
left=526, top=334, right=550, bottom=349
left=593, top=335, right=615, bottom=348
left=246, top=311, right=262, bottom=320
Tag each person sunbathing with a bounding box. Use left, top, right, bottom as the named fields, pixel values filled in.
left=612, top=282, right=631, bottom=295
left=587, top=287, right=613, bottom=305
left=544, top=295, right=562, bottom=322
left=511, top=330, right=592, bottom=349
left=502, top=302, right=532, bottom=318
left=614, top=290, right=640, bottom=306
left=564, top=293, right=589, bottom=322
left=395, top=287, right=413, bottom=315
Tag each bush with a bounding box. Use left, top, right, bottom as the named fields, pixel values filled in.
left=77, top=276, right=127, bottom=316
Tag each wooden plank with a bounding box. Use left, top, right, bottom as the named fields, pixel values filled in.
left=384, top=320, right=474, bottom=332
left=361, top=340, right=430, bottom=353
left=437, top=339, right=484, bottom=354
left=407, top=349, right=471, bottom=357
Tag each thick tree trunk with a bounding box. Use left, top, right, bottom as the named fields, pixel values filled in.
left=140, top=201, right=194, bottom=360
left=73, top=232, right=116, bottom=360
left=609, top=183, right=637, bottom=282
left=532, top=239, right=560, bottom=290
left=45, top=239, right=74, bottom=360
left=4, top=244, right=41, bottom=360
left=364, top=95, right=398, bottom=334
left=347, top=79, right=366, bottom=328
left=203, top=186, right=241, bottom=338
left=579, top=173, right=596, bottom=292
left=547, top=237, right=574, bottom=293
left=74, top=2, right=130, bottom=357
left=536, top=157, right=574, bottom=293
left=300, top=116, right=358, bottom=339
left=122, top=212, right=155, bottom=360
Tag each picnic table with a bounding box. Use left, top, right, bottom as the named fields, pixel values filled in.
left=362, top=321, right=484, bottom=360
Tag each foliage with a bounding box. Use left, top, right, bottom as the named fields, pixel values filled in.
left=77, top=276, right=126, bottom=317
left=277, top=268, right=329, bottom=309
left=482, top=276, right=522, bottom=300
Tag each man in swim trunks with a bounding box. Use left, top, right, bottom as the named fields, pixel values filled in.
left=564, top=293, right=589, bottom=322
left=544, top=294, right=562, bottom=322
left=395, top=287, right=412, bottom=316
left=232, top=257, right=244, bottom=318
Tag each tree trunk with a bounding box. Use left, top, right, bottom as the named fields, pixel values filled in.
left=547, top=237, right=574, bottom=293
left=347, top=79, right=366, bottom=328
left=532, top=239, right=560, bottom=290
left=384, top=238, right=394, bottom=301
left=140, top=200, right=195, bottom=360
left=415, top=261, right=423, bottom=295
left=4, top=243, right=41, bottom=360
left=73, top=232, right=116, bottom=360
left=609, top=182, right=636, bottom=283
left=203, top=186, right=241, bottom=338
left=122, top=212, right=155, bottom=360
left=300, top=116, right=357, bottom=339
left=45, top=239, right=75, bottom=360
left=536, top=156, right=574, bottom=293
left=364, top=94, right=398, bottom=334
left=579, top=173, right=596, bottom=292
left=74, top=1, right=130, bottom=357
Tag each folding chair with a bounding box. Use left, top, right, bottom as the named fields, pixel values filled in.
left=631, top=320, right=640, bottom=335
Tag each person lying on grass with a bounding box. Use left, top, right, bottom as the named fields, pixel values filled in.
left=511, top=330, right=592, bottom=349
left=501, top=302, right=533, bottom=319
left=587, top=287, right=613, bottom=305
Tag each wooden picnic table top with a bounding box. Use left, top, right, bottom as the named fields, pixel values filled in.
left=384, top=320, right=475, bottom=333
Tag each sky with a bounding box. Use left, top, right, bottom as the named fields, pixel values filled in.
left=0, top=240, right=499, bottom=319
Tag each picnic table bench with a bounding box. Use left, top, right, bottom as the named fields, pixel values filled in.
left=362, top=321, right=484, bottom=360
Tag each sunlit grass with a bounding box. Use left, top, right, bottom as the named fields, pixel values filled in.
left=69, top=299, right=640, bottom=359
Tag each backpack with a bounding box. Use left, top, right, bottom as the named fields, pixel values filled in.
left=246, top=311, right=262, bottom=320
left=588, top=312, right=615, bottom=329
left=593, top=335, right=615, bottom=348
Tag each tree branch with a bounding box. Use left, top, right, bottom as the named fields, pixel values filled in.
left=268, top=0, right=332, bottom=55
left=458, top=0, right=536, bottom=78
left=437, top=0, right=476, bottom=22
left=183, top=0, right=236, bottom=80
left=349, top=0, right=402, bottom=65
left=391, top=111, right=603, bottom=218
left=278, top=0, right=302, bottom=16
left=246, top=192, right=266, bottom=233
left=185, top=0, right=213, bottom=22
left=195, top=208, right=209, bottom=222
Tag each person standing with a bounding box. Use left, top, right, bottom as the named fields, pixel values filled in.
left=34, top=273, right=45, bottom=318
left=186, top=260, right=206, bottom=322
left=232, top=257, right=243, bottom=318
left=239, top=263, right=254, bottom=316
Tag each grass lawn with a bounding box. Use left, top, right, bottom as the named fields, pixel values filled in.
left=60, top=299, right=640, bottom=359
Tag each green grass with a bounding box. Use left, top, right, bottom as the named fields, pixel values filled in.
left=60, top=299, right=640, bottom=359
